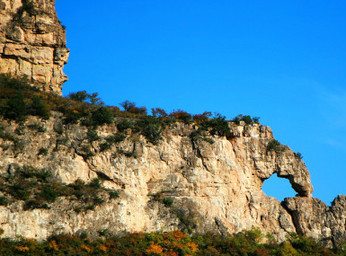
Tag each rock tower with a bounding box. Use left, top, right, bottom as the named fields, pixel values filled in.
left=0, top=0, right=69, bottom=95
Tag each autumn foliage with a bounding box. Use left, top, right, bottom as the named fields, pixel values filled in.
left=0, top=229, right=343, bottom=256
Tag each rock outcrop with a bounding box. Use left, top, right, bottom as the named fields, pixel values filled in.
left=0, top=114, right=344, bottom=248
left=0, top=0, right=69, bottom=95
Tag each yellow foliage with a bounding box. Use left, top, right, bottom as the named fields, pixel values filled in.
left=279, top=242, right=299, bottom=256
left=49, top=240, right=59, bottom=251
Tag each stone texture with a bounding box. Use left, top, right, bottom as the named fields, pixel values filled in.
left=0, top=0, right=69, bottom=95
left=0, top=115, right=344, bottom=247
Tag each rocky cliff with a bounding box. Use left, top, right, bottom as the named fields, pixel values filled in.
left=0, top=0, right=69, bottom=95
left=0, top=113, right=344, bottom=248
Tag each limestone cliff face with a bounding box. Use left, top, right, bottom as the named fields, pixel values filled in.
left=0, top=0, right=69, bottom=95
left=0, top=114, right=344, bottom=248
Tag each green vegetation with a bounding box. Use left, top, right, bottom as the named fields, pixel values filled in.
left=267, top=139, right=287, bottom=153
left=0, top=74, right=260, bottom=147
left=0, top=229, right=342, bottom=255
left=232, top=114, right=260, bottom=124
left=0, top=166, right=120, bottom=212
left=295, top=152, right=303, bottom=160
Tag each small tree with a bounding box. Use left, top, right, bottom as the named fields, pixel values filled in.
left=120, top=100, right=136, bottom=112
left=152, top=108, right=168, bottom=118
left=91, top=107, right=113, bottom=126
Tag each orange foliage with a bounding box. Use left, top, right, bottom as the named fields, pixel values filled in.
left=164, top=250, right=179, bottom=256
left=81, top=244, right=91, bottom=252
left=16, top=246, right=30, bottom=252
left=186, top=242, right=199, bottom=252
left=146, top=243, right=164, bottom=255
left=255, top=248, right=271, bottom=256
left=99, top=244, right=108, bottom=252
left=172, top=230, right=186, bottom=240
left=172, top=241, right=184, bottom=250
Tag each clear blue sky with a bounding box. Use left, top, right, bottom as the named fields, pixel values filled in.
left=56, top=0, right=345, bottom=204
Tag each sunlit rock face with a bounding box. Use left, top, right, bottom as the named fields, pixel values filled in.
left=0, top=0, right=69, bottom=95
left=0, top=114, right=344, bottom=248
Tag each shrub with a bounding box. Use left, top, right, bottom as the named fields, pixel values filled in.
left=117, top=119, right=133, bottom=132
left=29, top=96, right=50, bottom=119
left=294, top=152, right=303, bottom=160
left=136, top=116, right=162, bottom=144
left=169, top=110, right=192, bottom=123
left=266, top=139, right=286, bottom=153
left=86, top=129, right=99, bottom=142
left=89, top=178, right=101, bottom=189
left=163, top=197, right=174, bottom=207
left=152, top=108, right=168, bottom=118
left=68, top=91, right=104, bottom=105
left=4, top=92, right=26, bottom=121
left=202, top=114, right=230, bottom=136
left=0, top=196, right=8, bottom=206
left=193, top=112, right=212, bottom=123
left=109, top=191, right=119, bottom=199
left=38, top=147, right=48, bottom=156
left=91, top=107, right=113, bottom=126
left=120, top=100, right=147, bottom=115
left=232, top=114, right=260, bottom=125
left=40, top=187, right=57, bottom=202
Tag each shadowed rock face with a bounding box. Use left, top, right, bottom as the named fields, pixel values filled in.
left=0, top=0, right=69, bottom=95
left=0, top=115, right=344, bottom=248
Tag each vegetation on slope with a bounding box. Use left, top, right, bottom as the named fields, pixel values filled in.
left=0, top=229, right=344, bottom=256
left=0, top=165, right=120, bottom=212
left=0, top=74, right=261, bottom=146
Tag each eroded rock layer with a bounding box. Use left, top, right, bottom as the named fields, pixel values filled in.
left=0, top=0, right=69, bottom=95
left=0, top=114, right=344, bottom=248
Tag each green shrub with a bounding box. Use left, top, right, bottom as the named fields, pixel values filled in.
left=294, top=152, right=303, bottom=160
left=202, top=114, right=230, bottom=136
left=91, top=107, right=113, bottom=126
left=136, top=116, right=162, bottom=144
left=40, top=187, right=57, bottom=202
left=4, top=92, right=26, bottom=121
left=232, top=114, right=260, bottom=125
left=38, top=147, right=48, bottom=156
left=89, top=178, right=101, bottom=189
left=266, top=139, right=286, bottom=153
left=86, top=128, right=99, bottom=142
left=116, top=119, right=133, bottom=132
left=68, top=91, right=104, bottom=105
left=109, top=191, right=119, bottom=199
left=163, top=197, right=174, bottom=207
left=29, top=96, right=50, bottom=119
left=0, top=196, right=8, bottom=206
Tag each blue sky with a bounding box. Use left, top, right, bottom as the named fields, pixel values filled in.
left=55, top=1, right=345, bottom=204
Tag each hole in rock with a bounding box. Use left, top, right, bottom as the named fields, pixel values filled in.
left=262, top=173, right=296, bottom=201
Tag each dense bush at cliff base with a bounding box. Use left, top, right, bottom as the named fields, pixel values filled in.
left=0, top=229, right=344, bottom=256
